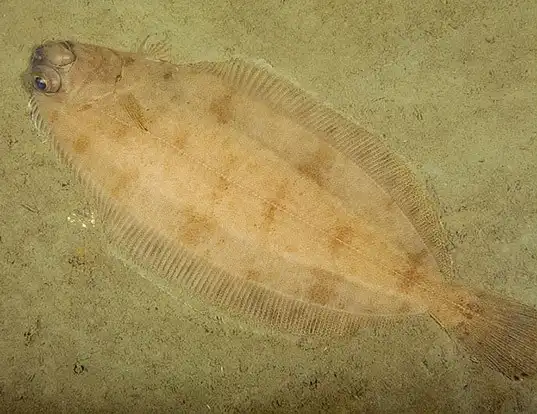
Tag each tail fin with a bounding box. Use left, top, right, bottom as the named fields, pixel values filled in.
left=436, top=290, right=537, bottom=380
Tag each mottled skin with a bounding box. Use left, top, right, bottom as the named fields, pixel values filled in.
left=26, top=40, right=537, bottom=379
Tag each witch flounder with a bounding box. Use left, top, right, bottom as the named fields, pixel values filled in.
left=24, top=38, right=537, bottom=379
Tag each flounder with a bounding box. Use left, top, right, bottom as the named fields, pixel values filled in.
left=24, top=37, right=537, bottom=379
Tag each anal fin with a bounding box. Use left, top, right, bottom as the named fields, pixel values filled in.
left=102, top=198, right=420, bottom=336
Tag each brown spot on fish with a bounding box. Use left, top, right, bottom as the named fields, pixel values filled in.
left=306, top=269, right=343, bottom=307
left=263, top=202, right=278, bottom=228
left=169, top=92, right=182, bottom=104
left=245, top=269, right=262, bottom=282
left=109, top=123, right=130, bottom=145
left=262, top=183, right=287, bottom=230
left=398, top=248, right=430, bottom=293
left=384, top=197, right=398, bottom=213
left=172, top=130, right=189, bottom=151
left=297, top=144, right=334, bottom=187
left=219, top=152, right=239, bottom=176
left=163, top=71, right=173, bottom=80
left=110, top=168, right=140, bottom=199
left=180, top=207, right=215, bottom=247
left=210, top=93, right=234, bottom=125
left=211, top=153, right=240, bottom=202
left=213, top=176, right=230, bottom=200
left=73, top=134, right=90, bottom=154
left=329, top=224, right=354, bottom=254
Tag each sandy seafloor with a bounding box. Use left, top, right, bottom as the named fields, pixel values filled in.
left=1, top=0, right=537, bottom=412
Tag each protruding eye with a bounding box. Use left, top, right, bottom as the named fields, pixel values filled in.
left=44, top=41, right=76, bottom=67
left=31, top=65, right=61, bottom=93
left=34, top=76, right=47, bottom=90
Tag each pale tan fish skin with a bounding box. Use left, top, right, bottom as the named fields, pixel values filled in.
left=25, top=39, right=537, bottom=379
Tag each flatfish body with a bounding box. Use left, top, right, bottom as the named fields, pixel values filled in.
left=25, top=39, right=537, bottom=379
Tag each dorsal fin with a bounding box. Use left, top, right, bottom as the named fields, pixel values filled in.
left=137, top=33, right=171, bottom=62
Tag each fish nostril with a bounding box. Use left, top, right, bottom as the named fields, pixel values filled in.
left=32, top=46, right=45, bottom=62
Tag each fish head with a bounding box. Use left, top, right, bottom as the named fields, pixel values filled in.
left=25, top=40, right=124, bottom=106
left=24, top=40, right=127, bottom=136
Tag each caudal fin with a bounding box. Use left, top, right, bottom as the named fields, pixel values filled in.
left=437, top=290, right=537, bottom=380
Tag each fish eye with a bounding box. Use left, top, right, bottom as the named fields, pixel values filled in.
left=34, top=76, right=47, bottom=90
left=30, top=65, right=61, bottom=93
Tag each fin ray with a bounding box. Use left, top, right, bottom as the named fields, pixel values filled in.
left=444, top=290, right=537, bottom=379
left=138, top=33, right=171, bottom=62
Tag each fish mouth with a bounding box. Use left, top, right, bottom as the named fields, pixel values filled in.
left=25, top=40, right=77, bottom=95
